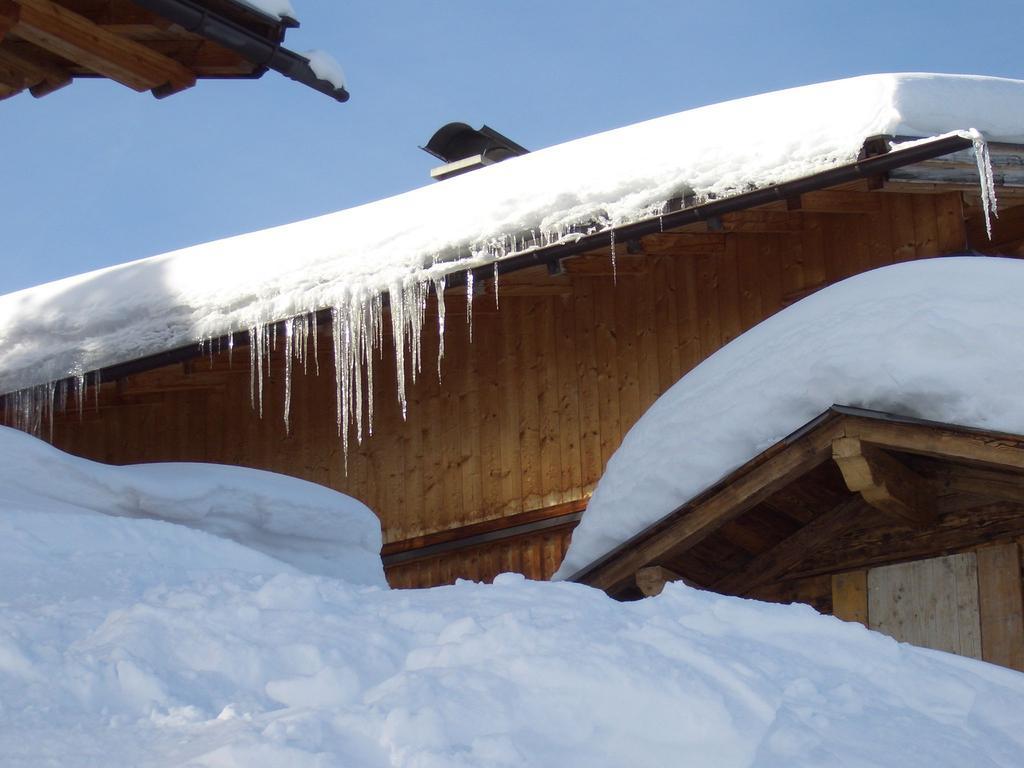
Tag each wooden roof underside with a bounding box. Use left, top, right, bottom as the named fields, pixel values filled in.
left=0, top=0, right=287, bottom=100
left=574, top=406, right=1024, bottom=600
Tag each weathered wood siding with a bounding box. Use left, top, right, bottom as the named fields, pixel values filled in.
left=26, top=189, right=1010, bottom=586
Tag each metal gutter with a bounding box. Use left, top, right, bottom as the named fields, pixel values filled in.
left=0, top=133, right=976, bottom=393
left=133, top=0, right=350, bottom=101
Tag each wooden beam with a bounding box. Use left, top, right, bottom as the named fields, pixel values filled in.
left=0, top=43, right=69, bottom=95
left=833, top=437, right=935, bottom=525
left=846, top=414, right=1024, bottom=472
left=635, top=565, right=689, bottom=597
left=581, top=417, right=843, bottom=593
left=714, top=496, right=867, bottom=595
left=7, top=0, right=194, bottom=94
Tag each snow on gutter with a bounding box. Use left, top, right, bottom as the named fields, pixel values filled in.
left=2, top=74, right=1022, bottom=451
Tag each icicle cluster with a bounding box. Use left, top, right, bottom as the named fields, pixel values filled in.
left=2, top=133, right=1003, bottom=466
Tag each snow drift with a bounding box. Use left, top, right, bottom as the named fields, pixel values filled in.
left=2, top=74, right=1023, bottom=449
left=0, top=425, right=385, bottom=585
left=3, top=427, right=1024, bottom=766
left=557, top=256, right=1024, bottom=578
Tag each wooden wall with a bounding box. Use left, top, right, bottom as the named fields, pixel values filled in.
left=24, top=188, right=1006, bottom=587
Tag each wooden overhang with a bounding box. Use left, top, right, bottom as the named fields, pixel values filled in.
left=0, top=0, right=349, bottom=101
left=570, top=405, right=1024, bottom=601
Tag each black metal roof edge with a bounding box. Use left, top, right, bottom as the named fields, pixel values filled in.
left=134, top=0, right=349, bottom=102
left=0, top=132, right=978, bottom=398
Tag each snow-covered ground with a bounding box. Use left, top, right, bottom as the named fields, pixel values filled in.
left=557, top=256, right=1024, bottom=578
left=4, top=426, right=1024, bottom=766
left=3, top=74, right=1023, bottom=445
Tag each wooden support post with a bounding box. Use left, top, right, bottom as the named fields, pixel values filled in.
left=8, top=0, right=195, bottom=94
left=977, top=542, right=1024, bottom=671
left=833, top=437, right=935, bottom=526
left=635, top=565, right=688, bottom=597
left=831, top=570, right=868, bottom=625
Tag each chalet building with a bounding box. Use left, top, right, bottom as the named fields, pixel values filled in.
left=0, top=0, right=348, bottom=102
left=3, top=73, right=1024, bottom=671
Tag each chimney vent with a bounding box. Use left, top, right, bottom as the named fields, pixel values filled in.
left=421, top=123, right=528, bottom=181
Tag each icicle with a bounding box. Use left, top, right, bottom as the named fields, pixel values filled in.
left=227, top=332, right=234, bottom=367
left=434, top=276, right=447, bottom=381
left=967, top=129, right=999, bottom=239
left=389, top=283, right=409, bottom=419
left=466, top=269, right=475, bottom=343
left=312, top=311, right=321, bottom=376
left=493, top=261, right=500, bottom=310
left=283, top=318, right=294, bottom=434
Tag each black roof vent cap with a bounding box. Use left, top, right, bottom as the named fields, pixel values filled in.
left=421, top=123, right=529, bottom=181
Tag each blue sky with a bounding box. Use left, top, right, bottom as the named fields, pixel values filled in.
left=1, top=0, right=1020, bottom=294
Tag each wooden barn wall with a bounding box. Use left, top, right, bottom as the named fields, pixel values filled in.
left=30, top=190, right=983, bottom=586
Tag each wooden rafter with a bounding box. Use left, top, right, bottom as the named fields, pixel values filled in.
left=580, top=416, right=844, bottom=593
left=832, top=437, right=935, bottom=525
left=0, top=41, right=68, bottom=95
left=2, top=0, right=195, bottom=94
left=713, top=496, right=868, bottom=595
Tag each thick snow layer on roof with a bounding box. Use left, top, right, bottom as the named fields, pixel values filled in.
left=556, top=256, right=1024, bottom=578
left=2, top=74, right=1023, bottom=438
left=0, top=425, right=385, bottom=585
left=3, top=438, right=1024, bottom=766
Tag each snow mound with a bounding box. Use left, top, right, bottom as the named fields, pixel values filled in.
left=557, top=256, right=1024, bottom=578
left=0, top=425, right=385, bottom=585
left=3, top=500, right=1024, bottom=766
left=236, top=0, right=296, bottom=20
left=3, top=74, right=1024, bottom=446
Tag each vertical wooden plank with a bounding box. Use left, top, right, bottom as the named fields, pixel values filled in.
left=536, top=297, right=563, bottom=507
left=614, top=276, right=641, bottom=437
left=572, top=276, right=602, bottom=489
left=912, top=194, right=941, bottom=259
left=497, top=298, right=525, bottom=515
left=934, top=192, right=966, bottom=253
left=952, top=553, right=982, bottom=659
left=889, top=193, right=918, bottom=263
left=676, top=255, right=703, bottom=372
left=799, top=212, right=828, bottom=290
left=718, top=236, right=744, bottom=342
left=694, top=253, right=722, bottom=360
left=757, top=234, right=784, bottom=319
left=594, top=278, right=622, bottom=471
left=440, top=312, right=465, bottom=528
left=652, top=254, right=681, bottom=393
left=831, top=570, right=868, bottom=625
left=977, top=543, right=1024, bottom=671
left=477, top=309, right=505, bottom=520
left=459, top=313, right=483, bottom=524
left=636, top=267, right=661, bottom=413
left=518, top=297, right=542, bottom=510
left=555, top=293, right=584, bottom=500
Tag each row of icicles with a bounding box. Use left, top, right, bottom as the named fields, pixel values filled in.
left=1, top=133, right=1000, bottom=460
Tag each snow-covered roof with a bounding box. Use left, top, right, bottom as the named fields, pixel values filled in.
left=3, top=74, right=1024, bottom=438
left=555, top=257, right=1024, bottom=579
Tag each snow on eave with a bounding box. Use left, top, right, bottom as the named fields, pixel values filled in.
left=3, top=73, right=1024, bottom=443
